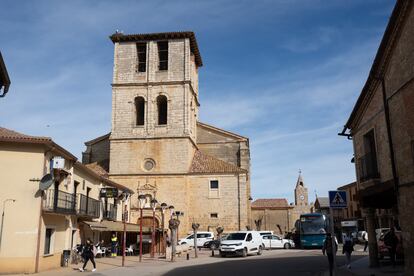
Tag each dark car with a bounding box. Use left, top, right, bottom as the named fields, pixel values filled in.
left=203, top=239, right=220, bottom=249
left=377, top=230, right=404, bottom=260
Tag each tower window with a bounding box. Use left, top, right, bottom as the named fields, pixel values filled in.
left=135, top=96, right=145, bottom=125
left=136, top=43, right=147, bottom=72
left=210, top=213, right=218, bottom=219
left=157, top=95, right=168, bottom=125
left=157, top=41, right=168, bottom=71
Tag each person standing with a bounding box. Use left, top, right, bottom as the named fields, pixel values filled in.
left=322, top=233, right=338, bottom=276
left=79, top=239, right=96, bottom=272
left=111, top=233, right=118, bottom=257
left=362, top=231, right=368, bottom=252
left=342, top=232, right=354, bottom=269
left=385, top=228, right=399, bottom=267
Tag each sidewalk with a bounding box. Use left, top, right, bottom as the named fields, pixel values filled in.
left=328, top=256, right=404, bottom=276
left=13, top=250, right=223, bottom=276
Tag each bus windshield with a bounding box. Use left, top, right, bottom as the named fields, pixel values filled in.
left=300, top=215, right=326, bottom=235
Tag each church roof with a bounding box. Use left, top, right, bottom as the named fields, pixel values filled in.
left=251, top=198, right=291, bottom=209
left=315, top=197, right=330, bottom=209
left=189, top=150, right=247, bottom=174
left=109, top=31, right=203, bottom=67
left=197, top=122, right=248, bottom=141
left=85, top=162, right=109, bottom=178
left=84, top=132, right=110, bottom=146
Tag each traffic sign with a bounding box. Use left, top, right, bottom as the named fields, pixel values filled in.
left=329, top=190, right=347, bottom=208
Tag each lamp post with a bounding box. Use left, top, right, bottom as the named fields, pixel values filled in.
left=0, top=199, right=16, bottom=251
left=138, top=194, right=146, bottom=262
left=121, top=193, right=129, bottom=267
left=160, top=203, right=168, bottom=255
left=150, top=198, right=158, bottom=258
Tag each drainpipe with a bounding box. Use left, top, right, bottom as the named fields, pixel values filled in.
left=378, top=77, right=399, bottom=210
left=35, top=154, right=48, bottom=273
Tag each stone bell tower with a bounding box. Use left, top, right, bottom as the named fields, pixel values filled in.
left=108, top=32, right=203, bottom=175
left=294, top=171, right=309, bottom=206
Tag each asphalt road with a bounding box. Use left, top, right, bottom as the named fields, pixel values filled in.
left=164, top=249, right=365, bottom=276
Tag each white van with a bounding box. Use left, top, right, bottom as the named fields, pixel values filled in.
left=219, top=231, right=263, bottom=257
left=178, top=232, right=214, bottom=248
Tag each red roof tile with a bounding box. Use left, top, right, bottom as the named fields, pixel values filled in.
left=0, top=127, right=51, bottom=143
left=190, top=150, right=246, bottom=174
left=251, top=199, right=290, bottom=209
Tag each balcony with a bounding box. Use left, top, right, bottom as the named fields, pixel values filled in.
left=103, top=204, right=117, bottom=221
left=358, top=152, right=380, bottom=182
left=77, top=194, right=100, bottom=218
left=44, top=189, right=76, bottom=214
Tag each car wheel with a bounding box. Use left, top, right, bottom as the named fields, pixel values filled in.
left=242, top=248, right=248, bottom=257
left=257, top=246, right=262, bottom=255
left=284, top=243, right=291, bottom=249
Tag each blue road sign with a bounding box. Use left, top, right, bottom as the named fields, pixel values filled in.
left=329, top=190, right=347, bottom=208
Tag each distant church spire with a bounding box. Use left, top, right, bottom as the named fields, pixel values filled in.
left=296, top=169, right=305, bottom=187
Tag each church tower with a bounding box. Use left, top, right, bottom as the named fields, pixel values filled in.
left=294, top=171, right=308, bottom=206
left=108, top=32, right=202, bottom=175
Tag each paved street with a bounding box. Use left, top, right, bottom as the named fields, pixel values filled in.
left=27, top=246, right=370, bottom=276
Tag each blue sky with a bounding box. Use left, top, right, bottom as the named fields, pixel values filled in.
left=0, top=0, right=395, bottom=203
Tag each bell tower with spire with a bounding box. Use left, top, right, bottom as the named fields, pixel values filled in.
left=294, top=170, right=309, bottom=206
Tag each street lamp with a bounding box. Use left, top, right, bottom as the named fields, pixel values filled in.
left=138, top=194, right=146, bottom=262
left=0, top=199, right=16, bottom=251
left=160, top=203, right=168, bottom=255
left=150, top=198, right=158, bottom=258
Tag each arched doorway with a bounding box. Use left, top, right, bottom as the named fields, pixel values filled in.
left=137, top=216, right=162, bottom=254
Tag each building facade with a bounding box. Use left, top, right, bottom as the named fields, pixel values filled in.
left=340, top=0, right=414, bottom=271
left=0, top=127, right=132, bottom=274
left=83, top=32, right=252, bottom=239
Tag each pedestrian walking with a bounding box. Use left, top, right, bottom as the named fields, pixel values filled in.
left=79, top=239, right=96, bottom=272
left=362, top=231, right=368, bottom=252
left=322, top=233, right=338, bottom=276
left=342, top=232, right=354, bottom=269
left=384, top=228, right=399, bottom=267
left=111, top=233, right=118, bottom=257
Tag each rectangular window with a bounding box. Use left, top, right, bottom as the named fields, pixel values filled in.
left=136, top=43, right=146, bottom=72
left=157, top=41, right=168, bottom=71
left=44, top=228, right=54, bottom=255
left=210, top=180, right=219, bottom=189
left=210, top=213, right=218, bottom=219
left=359, top=130, right=379, bottom=181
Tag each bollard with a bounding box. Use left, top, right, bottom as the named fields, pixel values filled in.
left=211, top=249, right=214, bottom=257
left=186, top=253, right=190, bottom=260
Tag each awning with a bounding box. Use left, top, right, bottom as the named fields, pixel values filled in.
left=83, top=221, right=152, bottom=233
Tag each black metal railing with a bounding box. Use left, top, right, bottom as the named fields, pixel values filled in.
left=77, top=194, right=100, bottom=218
left=359, top=152, right=379, bottom=182
left=44, top=189, right=76, bottom=214
left=103, top=204, right=117, bottom=221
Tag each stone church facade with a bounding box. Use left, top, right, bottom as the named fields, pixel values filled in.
left=82, top=32, right=251, bottom=237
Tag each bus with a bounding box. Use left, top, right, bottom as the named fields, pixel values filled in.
left=297, top=213, right=328, bottom=248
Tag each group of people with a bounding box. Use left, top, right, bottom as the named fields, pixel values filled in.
left=322, top=228, right=400, bottom=276
left=77, top=233, right=119, bottom=272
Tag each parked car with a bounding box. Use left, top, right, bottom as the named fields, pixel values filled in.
left=178, top=232, right=214, bottom=248
left=258, top=231, right=274, bottom=236
left=219, top=231, right=263, bottom=257
left=377, top=229, right=404, bottom=260
left=203, top=234, right=228, bottom=249
left=262, top=234, right=295, bottom=249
